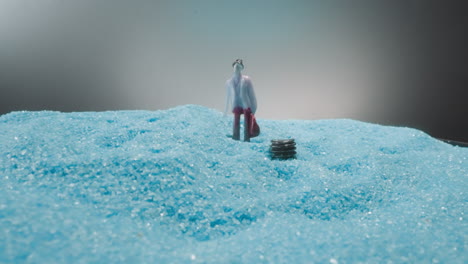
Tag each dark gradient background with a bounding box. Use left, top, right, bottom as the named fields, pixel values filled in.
left=1, top=0, right=467, bottom=141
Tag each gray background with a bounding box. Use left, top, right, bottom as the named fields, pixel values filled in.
left=1, top=0, right=467, bottom=141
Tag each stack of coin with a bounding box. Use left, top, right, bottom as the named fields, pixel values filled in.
left=270, top=139, right=296, bottom=160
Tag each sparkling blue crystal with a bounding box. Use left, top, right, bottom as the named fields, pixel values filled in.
left=0, top=105, right=466, bottom=263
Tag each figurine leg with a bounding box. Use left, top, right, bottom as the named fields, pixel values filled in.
left=244, top=108, right=252, bottom=142
left=233, top=107, right=242, bottom=140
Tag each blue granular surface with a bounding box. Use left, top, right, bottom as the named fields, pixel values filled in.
left=0, top=105, right=466, bottom=263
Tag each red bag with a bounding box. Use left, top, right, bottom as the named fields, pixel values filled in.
left=250, top=114, right=260, bottom=138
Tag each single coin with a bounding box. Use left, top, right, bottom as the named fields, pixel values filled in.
left=271, top=150, right=297, bottom=155
left=271, top=154, right=296, bottom=160
left=271, top=139, right=295, bottom=145
left=270, top=144, right=296, bottom=151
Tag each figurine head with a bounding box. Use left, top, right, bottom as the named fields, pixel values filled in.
left=232, top=59, right=244, bottom=71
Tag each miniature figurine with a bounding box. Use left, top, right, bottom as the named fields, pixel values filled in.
left=225, top=59, right=260, bottom=142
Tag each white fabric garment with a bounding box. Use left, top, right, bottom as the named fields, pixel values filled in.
left=225, top=71, right=257, bottom=115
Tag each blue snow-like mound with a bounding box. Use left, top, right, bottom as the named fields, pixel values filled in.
left=0, top=105, right=466, bottom=263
